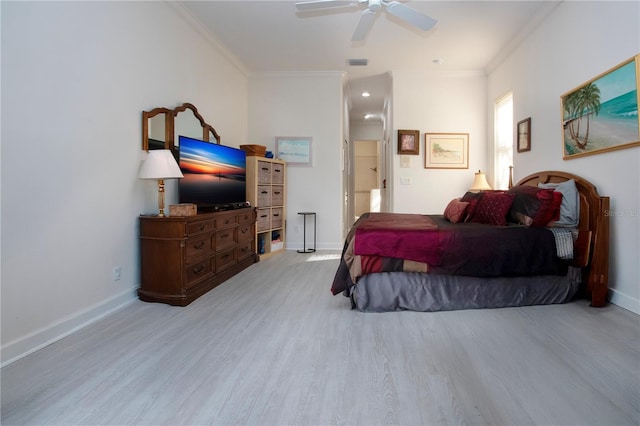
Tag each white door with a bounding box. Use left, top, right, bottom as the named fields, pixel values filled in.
left=354, top=140, right=379, bottom=219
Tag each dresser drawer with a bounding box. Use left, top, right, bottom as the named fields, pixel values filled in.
left=215, top=227, right=237, bottom=251
left=186, top=219, right=215, bottom=236
left=257, top=208, right=270, bottom=232
left=236, top=242, right=254, bottom=261
left=257, top=185, right=272, bottom=207
left=238, top=223, right=253, bottom=243
left=272, top=163, right=285, bottom=184
left=215, top=214, right=237, bottom=230
left=237, top=209, right=255, bottom=225
left=271, top=186, right=284, bottom=206
left=185, top=233, right=215, bottom=262
left=271, top=208, right=283, bottom=229
left=257, top=161, right=272, bottom=184
left=185, top=258, right=213, bottom=289
left=216, top=248, right=237, bottom=272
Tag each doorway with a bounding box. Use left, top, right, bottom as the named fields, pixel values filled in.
left=354, top=140, right=380, bottom=220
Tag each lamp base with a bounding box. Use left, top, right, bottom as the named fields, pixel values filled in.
left=157, top=178, right=166, bottom=217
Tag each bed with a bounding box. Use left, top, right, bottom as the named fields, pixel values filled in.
left=331, top=171, right=610, bottom=312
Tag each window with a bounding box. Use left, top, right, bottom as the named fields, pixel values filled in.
left=494, top=93, right=513, bottom=190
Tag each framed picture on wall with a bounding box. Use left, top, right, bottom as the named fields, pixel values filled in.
left=397, top=130, right=419, bottom=155
left=561, top=54, right=640, bottom=159
left=517, top=117, right=531, bottom=153
left=424, top=133, right=469, bottom=169
left=275, top=137, right=313, bottom=166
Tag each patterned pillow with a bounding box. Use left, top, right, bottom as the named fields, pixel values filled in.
left=443, top=198, right=469, bottom=223
left=470, top=191, right=515, bottom=226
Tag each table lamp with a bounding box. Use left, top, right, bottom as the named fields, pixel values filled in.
left=469, top=170, right=492, bottom=192
left=138, top=150, right=184, bottom=216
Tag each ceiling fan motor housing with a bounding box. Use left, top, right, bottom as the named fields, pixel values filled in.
left=367, top=0, right=382, bottom=12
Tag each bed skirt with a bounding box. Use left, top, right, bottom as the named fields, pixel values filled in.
left=350, top=267, right=581, bottom=312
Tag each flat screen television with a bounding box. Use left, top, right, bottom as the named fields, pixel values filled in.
left=178, top=135, right=247, bottom=211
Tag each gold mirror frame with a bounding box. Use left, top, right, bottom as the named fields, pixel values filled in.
left=142, top=103, right=221, bottom=151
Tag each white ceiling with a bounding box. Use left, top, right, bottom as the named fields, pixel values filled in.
left=179, top=0, right=559, bottom=121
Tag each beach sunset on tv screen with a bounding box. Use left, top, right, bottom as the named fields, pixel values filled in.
left=178, top=136, right=246, bottom=208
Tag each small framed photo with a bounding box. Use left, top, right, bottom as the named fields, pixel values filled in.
left=398, top=130, right=419, bottom=155
left=424, top=133, right=469, bottom=169
left=517, top=117, right=531, bottom=153
left=275, top=137, right=313, bottom=166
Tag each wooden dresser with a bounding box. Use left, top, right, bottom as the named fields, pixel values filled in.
left=138, top=208, right=258, bottom=306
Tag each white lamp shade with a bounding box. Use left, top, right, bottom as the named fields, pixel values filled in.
left=138, top=150, right=183, bottom=180
left=469, top=170, right=492, bottom=192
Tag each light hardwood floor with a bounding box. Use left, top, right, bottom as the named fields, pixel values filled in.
left=2, top=251, right=639, bottom=425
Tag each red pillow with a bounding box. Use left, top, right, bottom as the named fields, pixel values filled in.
left=508, top=186, right=559, bottom=227
left=532, top=190, right=562, bottom=227
left=460, top=191, right=484, bottom=222
left=443, top=198, right=469, bottom=223
left=470, top=191, right=515, bottom=226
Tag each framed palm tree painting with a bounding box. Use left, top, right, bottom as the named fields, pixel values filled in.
left=561, top=54, right=639, bottom=160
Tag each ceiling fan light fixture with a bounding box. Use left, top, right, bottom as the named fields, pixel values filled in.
left=368, top=0, right=381, bottom=11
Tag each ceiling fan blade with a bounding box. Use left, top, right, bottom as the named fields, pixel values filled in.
left=352, top=9, right=377, bottom=41
left=385, top=1, right=437, bottom=31
left=296, top=0, right=356, bottom=11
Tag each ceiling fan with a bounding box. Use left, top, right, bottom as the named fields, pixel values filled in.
left=295, top=0, right=437, bottom=41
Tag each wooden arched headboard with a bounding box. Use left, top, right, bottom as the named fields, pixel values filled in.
left=515, top=171, right=610, bottom=307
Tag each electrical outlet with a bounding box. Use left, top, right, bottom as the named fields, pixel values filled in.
left=294, top=225, right=300, bottom=233
left=113, top=266, right=121, bottom=281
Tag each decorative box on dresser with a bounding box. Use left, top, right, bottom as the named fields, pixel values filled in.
left=246, top=157, right=287, bottom=258
left=138, top=208, right=257, bottom=306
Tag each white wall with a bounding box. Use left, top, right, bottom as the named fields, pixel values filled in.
left=391, top=71, right=487, bottom=214
left=1, top=1, right=249, bottom=364
left=248, top=72, right=345, bottom=250
left=487, top=1, right=640, bottom=312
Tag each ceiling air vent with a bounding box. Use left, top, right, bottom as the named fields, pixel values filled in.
left=347, top=58, right=368, bottom=66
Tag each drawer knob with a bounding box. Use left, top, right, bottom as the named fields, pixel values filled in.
left=193, top=265, right=205, bottom=274
left=193, top=241, right=205, bottom=250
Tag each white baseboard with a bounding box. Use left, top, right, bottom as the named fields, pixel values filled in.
left=609, top=288, right=640, bottom=314
left=1, top=289, right=137, bottom=368
left=285, top=244, right=343, bottom=251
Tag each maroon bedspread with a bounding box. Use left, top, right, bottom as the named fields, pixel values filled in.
left=354, top=213, right=441, bottom=264
left=331, top=213, right=568, bottom=296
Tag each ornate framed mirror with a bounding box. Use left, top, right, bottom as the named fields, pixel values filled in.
left=141, top=103, right=221, bottom=152
left=142, top=107, right=172, bottom=151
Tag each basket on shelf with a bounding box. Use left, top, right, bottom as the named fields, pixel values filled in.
left=239, top=144, right=266, bottom=157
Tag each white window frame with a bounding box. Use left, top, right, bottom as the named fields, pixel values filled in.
left=494, top=92, right=513, bottom=190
